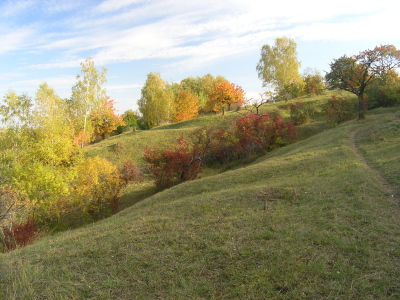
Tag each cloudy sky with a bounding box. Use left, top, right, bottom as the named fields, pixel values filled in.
left=1, top=0, right=399, bottom=113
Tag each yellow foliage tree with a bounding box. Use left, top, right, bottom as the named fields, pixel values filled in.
left=72, top=156, right=126, bottom=219
left=256, top=37, right=303, bottom=97
left=173, top=89, right=199, bottom=122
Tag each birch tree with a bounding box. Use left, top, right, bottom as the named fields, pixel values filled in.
left=70, top=57, right=108, bottom=146
left=138, top=72, right=174, bottom=128
left=256, top=37, right=303, bottom=98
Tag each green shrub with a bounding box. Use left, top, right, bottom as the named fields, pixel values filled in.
left=324, top=95, right=357, bottom=127
left=366, top=81, right=400, bottom=109
left=288, top=101, right=313, bottom=125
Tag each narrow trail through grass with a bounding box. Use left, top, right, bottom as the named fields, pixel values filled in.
left=350, top=128, right=398, bottom=201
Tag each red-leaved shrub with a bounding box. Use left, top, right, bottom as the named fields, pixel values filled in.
left=1, top=216, right=38, bottom=251
left=144, top=136, right=202, bottom=189
left=233, top=113, right=296, bottom=155
left=122, top=161, right=143, bottom=183
left=191, top=113, right=297, bottom=166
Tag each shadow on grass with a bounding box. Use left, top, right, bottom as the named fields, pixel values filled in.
left=118, top=181, right=159, bottom=211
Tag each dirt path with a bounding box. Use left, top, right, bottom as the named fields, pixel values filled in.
left=349, top=128, right=398, bottom=202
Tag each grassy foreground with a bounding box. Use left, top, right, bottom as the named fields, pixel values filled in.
left=1, top=107, right=399, bottom=299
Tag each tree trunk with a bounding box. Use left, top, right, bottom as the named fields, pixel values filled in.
left=358, top=95, right=367, bottom=120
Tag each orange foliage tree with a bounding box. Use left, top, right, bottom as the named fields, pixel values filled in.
left=91, top=98, right=126, bottom=140
left=208, top=81, right=245, bottom=115
left=173, top=89, right=199, bottom=122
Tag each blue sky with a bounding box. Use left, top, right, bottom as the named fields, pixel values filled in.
left=1, top=0, right=399, bottom=114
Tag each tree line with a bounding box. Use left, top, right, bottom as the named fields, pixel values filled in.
left=137, top=73, right=246, bottom=128
left=257, top=37, right=400, bottom=119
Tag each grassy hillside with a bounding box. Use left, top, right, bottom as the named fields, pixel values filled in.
left=86, top=93, right=337, bottom=211
left=1, top=103, right=399, bottom=299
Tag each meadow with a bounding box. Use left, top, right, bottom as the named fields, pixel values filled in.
left=1, top=95, right=399, bottom=299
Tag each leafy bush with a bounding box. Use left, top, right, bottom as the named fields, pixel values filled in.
left=72, top=156, right=126, bottom=220
left=288, top=101, right=313, bottom=125
left=303, top=71, right=326, bottom=96
left=233, top=113, right=296, bottom=155
left=324, top=95, right=357, bottom=127
left=144, top=115, right=297, bottom=189
left=366, top=80, right=400, bottom=109
left=1, top=216, right=38, bottom=252
left=191, top=114, right=297, bottom=166
left=122, top=161, right=143, bottom=183
left=278, top=81, right=305, bottom=100
left=144, top=136, right=202, bottom=189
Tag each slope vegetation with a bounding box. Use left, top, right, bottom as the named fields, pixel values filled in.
left=1, top=106, right=399, bottom=299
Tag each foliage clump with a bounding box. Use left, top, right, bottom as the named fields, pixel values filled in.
left=1, top=216, right=38, bottom=252
left=144, top=136, right=202, bottom=189
left=324, top=95, right=358, bottom=127
left=144, top=113, right=296, bottom=190
left=287, top=101, right=313, bottom=125
left=72, top=156, right=126, bottom=220
left=121, top=161, right=143, bottom=183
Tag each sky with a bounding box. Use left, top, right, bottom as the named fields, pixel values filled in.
left=1, top=0, right=399, bottom=114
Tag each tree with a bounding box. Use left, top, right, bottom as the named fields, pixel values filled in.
left=244, top=92, right=273, bottom=115
left=70, top=57, right=108, bottom=146
left=91, top=98, right=126, bottom=140
left=173, top=89, right=199, bottom=122
left=325, top=44, right=400, bottom=119
left=256, top=37, right=303, bottom=98
left=32, top=83, right=76, bottom=166
left=180, top=74, right=226, bottom=113
left=0, top=186, right=29, bottom=225
left=116, top=109, right=142, bottom=133
left=137, top=72, right=174, bottom=128
left=208, top=81, right=245, bottom=115
left=366, top=70, right=400, bottom=109
left=0, top=90, right=32, bottom=129
left=303, top=68, right=326, bottom=96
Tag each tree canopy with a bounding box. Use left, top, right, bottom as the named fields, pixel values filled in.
left=70, top=57, right=108, bottom=146
left=325, top=44, right=400, bottom=119
left=256, top=37, right=302, bottom=98
left=208, top=81, right=245, bottom=115
left=137, top=72, right=174, bottom=128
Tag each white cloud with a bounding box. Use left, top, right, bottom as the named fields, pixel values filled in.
left=0, top=26, right=36, bottom=54
left=0, top=75, right=77, bottom=99
left=3, top=0, right=400, bottom=76
left=95, top=0, right=145, bottom=13
left=0, top=0, right=36, bottom=18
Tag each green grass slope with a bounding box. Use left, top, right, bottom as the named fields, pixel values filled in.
left=1, top=107, right=399, bottom=299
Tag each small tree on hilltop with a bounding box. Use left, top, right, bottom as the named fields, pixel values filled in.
left=92, top=98, right=126, bottom=140
left=208, top=81, right=245, bottom=115
left=257, top=37, right=303, bottom=100
left=325, top=44, right=400, bottom=119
